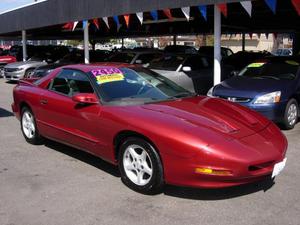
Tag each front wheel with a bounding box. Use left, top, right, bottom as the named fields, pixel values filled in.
left=21, top=107, right=43, bottom=145
left=118, top=137, right=164, bottom=194
left=282, top=99, right=298, bottom=130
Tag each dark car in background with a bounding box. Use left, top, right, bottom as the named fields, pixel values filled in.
left=26, top=63, right=66, bottom=80
left=148, top=53, right=233, bottom=94
left=223, top=50, right=272, bottom=72
left=209, top=57, right=300, bottom=129
left=198, top=46, right=234, bottom=59
left=164, top=45, right=198, bottom=54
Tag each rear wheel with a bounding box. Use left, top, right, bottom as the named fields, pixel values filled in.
left=283, top=99, right=298, bottom=130
left=21, top=107, right=43, bottom=144
left=118, top=137, right=164, bottom=194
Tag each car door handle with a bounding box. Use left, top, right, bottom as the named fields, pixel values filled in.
left=40, top=99, right=48, bottom=105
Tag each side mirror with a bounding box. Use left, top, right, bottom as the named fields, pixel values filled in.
left=182, top=66, right=192, bottom=72
left=72, top=93, right=98, bottom=105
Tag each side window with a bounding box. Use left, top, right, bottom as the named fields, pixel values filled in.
left=49, top=69, right=94, bottom=97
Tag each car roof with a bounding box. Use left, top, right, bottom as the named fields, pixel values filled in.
left=61, top=62, right=138, bottom=73
left=256, top=56, right=300, bottom=63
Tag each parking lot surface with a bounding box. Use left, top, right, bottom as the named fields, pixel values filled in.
left=0, top=79, right=299, bottom=225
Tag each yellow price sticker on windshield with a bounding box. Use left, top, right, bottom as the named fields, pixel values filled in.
left=96, top=73, right=124, bottom=84
left=285, top=60, right=300, bottom=66
left=247, top=62, right=265, bottom=68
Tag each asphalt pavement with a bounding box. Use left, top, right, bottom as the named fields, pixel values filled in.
left=0, top=79, right=299, bottom=225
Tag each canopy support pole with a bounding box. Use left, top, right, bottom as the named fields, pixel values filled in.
left=84, top=22, right=90, bottom=64
left=22, top=30, right=27, bottom=62
left=214, top=5, right=221, bottom=86
left=173, top=35, right=177, bottom=45
left=242, top=32, right=246, bottom=51
left=293, top=32, right=300, bottom=56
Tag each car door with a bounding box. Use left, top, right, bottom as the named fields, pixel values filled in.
left=37, top=69, right=105, bottom=155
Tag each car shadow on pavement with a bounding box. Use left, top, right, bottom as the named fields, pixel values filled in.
left=163, top=178, right=275, bottom=200
left=44, top=139, right=120, bottom=178
left=0, top=108, right=14, bottom=118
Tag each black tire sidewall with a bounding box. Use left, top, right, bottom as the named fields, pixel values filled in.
left=283, top=99, right=298, bottom=130
left=21, top=107, right=42, bottom=144
left=118, top=137, right=164, bottom=194
left=24, top=69, right=34, bottom=78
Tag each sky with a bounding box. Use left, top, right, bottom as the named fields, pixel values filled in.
left=0, top=0, right=38, bottom=14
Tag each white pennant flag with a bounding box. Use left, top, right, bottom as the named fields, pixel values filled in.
left=102, top=17, right=109, bottom=29
left=181, top=7, right=190, bottom=21
left=136, top=12, right=143, bottom=25
left=72, top=21, right=78, bottom=31
left=240, top=1, right=252, bottom=17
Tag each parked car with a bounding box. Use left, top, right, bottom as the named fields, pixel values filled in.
left=148, top=54, right=233, bottom=94
left=223, top=50, right=272, bottom=72
left=198, top=46, right=234, bottom=59
left=57, top=50, right=110, bottom=64
left=106, top=49, right=163, bottom=65
left=164, top=45, right=198, bottom=54
left=274, top=48, right=293, bottom=56
left=208, top=57, right=300, bottom=129
left=0, top=55, right=17, bottom=77
left=12, top=63, right=287, bottom=194
left=4, top=54, right=48, bottom=81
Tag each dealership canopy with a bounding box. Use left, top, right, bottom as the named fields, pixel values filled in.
left=0, top=0, right=299, bottom=85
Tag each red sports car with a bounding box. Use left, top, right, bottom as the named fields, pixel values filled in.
left=12, top=63, right=288, bottom=194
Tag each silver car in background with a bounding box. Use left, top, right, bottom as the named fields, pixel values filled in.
left=4, top=60, right=47, bottom=81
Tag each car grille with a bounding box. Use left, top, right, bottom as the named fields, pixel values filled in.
left=216, top=95, right=252, bottom=103
left=4, top=68, right=19, bottom=72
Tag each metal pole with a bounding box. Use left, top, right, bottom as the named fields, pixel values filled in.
left=173, top=35, right=177, bottom=45
left=214, top=5, right=221, bottom=85
left=121, top=38, right=124, bottom=48
left=242, top=33, right=246, bottom=51
left=22, top=30, right=27, bottom=62
left=84, top=23, right=90, bottom=64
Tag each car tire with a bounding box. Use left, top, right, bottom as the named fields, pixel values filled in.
left=24, top=68, right=34, bottom=78
left=118, top=137, right=164, bottom=194
left=21, top=107, right=43, bottom=145
left=283, top=99, right=298, bottom=130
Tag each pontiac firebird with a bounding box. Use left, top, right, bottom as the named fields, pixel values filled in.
left=11, top=63, right=288, bottom=194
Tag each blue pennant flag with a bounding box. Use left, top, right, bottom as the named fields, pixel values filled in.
left=150, top=10, right=158, bottom=21
left=198, top=5, right=207, bottom=21
left=82, top=20, right=88, bottom=29
left=113, top=16, right=120, bottom=27
left=264, top=0, right=277, bottom=14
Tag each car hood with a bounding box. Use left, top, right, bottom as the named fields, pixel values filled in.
left=214, top=76, right=293, bottom=98
left=5, top=61, right=45, bottom=68
left=133, top=96, right=270, bottom=139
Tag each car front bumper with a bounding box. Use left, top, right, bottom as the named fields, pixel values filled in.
left=4, top=70, right=25, bottom=81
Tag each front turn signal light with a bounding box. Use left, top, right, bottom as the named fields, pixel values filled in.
left=195, top=167, right=232, bottom=176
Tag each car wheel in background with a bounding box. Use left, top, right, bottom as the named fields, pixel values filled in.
left=283, top=99, right=298, bottom=130
left=24, top=68, right=34, bottom=78
left=118, top=137, right=164, bottom=194
left=21, top=107, right=43, bottom=145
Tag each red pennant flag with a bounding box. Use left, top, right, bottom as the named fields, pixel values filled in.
left=62, top=22, right=73, bottom=31
left=124, top=15, right=130, bottom=28
left=217, top=3, right=228, bottom=17
left=163, top=9, right=173, bottom=20
left=292, top=0, right=300, bottom=15
left=92, top=18, right=100, bottom=30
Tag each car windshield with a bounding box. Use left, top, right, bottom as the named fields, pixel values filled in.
left=89, top=67, right=193, bottom=105
left=149, top=55, right=185, bottom=71
left=238, top=61, right=300, bottom=80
